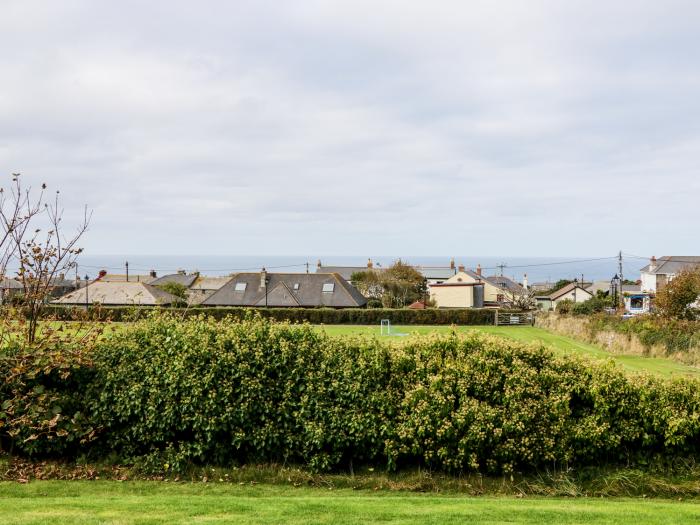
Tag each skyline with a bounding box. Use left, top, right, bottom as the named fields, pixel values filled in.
left=1, top=1, right=699, bottom=256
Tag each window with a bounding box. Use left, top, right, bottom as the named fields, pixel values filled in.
left=630, top=296, right=644, bottom=310
left=234, top=282, right=247, bottom=292
left=293, top=283, right=300, bottom=291
left=322, top=283, right=335, bottom=293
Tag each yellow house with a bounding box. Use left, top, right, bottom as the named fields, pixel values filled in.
left=429, top=267, right=526, bottom=308
left=429, top=269, right=485, bottom=308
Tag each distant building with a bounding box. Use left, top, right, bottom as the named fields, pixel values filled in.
left=429, top=271, right=485, bottom=308
left=202, top=270, right=366, bottom=308
left=536, top=282, right=593, bottom=311
left=316, top=258, right=459, bottom=286
left=187, top=276, right=231, bottom=305
left=53, top=281, right=180, bottom=306
left=640, top=256, right=700, bottom=293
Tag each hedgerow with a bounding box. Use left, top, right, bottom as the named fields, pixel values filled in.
left=41, top=305, right=496, bottom=325
left=3, top=312, right=700, bottom=474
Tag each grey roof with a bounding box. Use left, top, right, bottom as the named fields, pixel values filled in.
left=98, top=273, right=157, bottom=284
left=621, top=284, right=642, bottom=293
left=483, top=275, right=524, bottom=293
left=415, top=266, right=457, bottom=280
left=149, top=273, right=199, bottom=288
left=1, top=277, right=23, bottom=289
left=317, top=266, right=374, bottom=281
left=189, top=276, right=231, bottom=291
left=53, top=281, right=179, bottom=306
left=640, top=256, right=700, bottom=275
left=202, top=272, right=367, bottom=308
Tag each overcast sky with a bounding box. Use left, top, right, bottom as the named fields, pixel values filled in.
left=1, top=1, right=699, bottom=257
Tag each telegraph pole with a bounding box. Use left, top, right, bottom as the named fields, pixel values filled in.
left=125, top=261, right=129, bottom=282
left=618, top=251, right=624, bottom=308
left=497, top=263, right=507, bottom=276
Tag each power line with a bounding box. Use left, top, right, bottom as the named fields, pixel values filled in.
left=76, top=262, right=310, bottom=274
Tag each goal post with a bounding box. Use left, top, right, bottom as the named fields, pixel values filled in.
left=380, top=319, right=391, bottom=336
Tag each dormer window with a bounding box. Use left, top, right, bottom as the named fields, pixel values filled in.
left=322, top=283, right=335, bottom=293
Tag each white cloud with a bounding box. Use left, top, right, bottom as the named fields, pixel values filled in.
left=0, top=0, right=699, bottom=256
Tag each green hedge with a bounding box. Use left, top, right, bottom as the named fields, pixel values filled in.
left=3, top=313, right=700, bottom=474
left=41, top=305, right=497, bottom=325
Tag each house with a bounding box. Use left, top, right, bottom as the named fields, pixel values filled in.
left=640, top=256, right=700, bottom=293
left=621, top=284, right=651, bottom=314
left=53, top=281, right=180, bottom=306
left=316, top=258, right=458, bottom=286
left=202, top=270, right=367, bottom=308
left=428, top=271, right=485, bottom=308
left=0, top=277, right=23, bottom=303
left=187, top=276, right=231, bottom=305
left=536, top=282, right=593, bottom=311
left=481, top=274, right=526, bottom=307
left=316, top=259, right=379, bottom=283
left=149, top=271, right=199, bottom=288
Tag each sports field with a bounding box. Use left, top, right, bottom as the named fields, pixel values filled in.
left=0, top=481, right=697, bottom=524
left=317, top=324, right=700, bottom=379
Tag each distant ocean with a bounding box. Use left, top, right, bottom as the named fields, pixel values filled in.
left=69, top=254, right=645, bottom=284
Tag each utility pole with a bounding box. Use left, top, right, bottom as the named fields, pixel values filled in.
left=125, top=261, right=129, bottom=282
left=305, top=262, right=309, bottom=274
left=497, top=262, right=507, bottom=276
left=618, top=251, right=624, bottom=309
left=85, top=274, right=89, bottom=310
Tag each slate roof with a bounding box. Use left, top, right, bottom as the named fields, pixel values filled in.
left=483, top=275, right=524, bottom=293
left=189, top=276, right=231, bottom=291
left=53, top=281, right=179, bottom=306
left=1, top=277, right=23, bottom=290
left=149, top=273, right=199, bottom=288
left=548, top=282, right=593, bottom=301
left=415, top=267, right=457, bottom=280
left=640, top=256, right=700, bottom=275
left=202, top=272, right=367, bottom=308
left=317, top=266, right=376, bottom=281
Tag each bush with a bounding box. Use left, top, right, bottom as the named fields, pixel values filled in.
left=41, top=305, right=497, bottom=325
left=4, top=312, right=700, bottom=474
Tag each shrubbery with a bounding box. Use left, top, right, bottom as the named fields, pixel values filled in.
left=41, top=305, right=497, bottom=325
left=3, top=313, right=700, bottom=474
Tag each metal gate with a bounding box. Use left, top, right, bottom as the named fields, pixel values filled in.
left=494, top=311, right=535, bottom=326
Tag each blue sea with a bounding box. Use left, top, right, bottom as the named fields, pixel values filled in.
left=70, top=254, right=646, bottom=284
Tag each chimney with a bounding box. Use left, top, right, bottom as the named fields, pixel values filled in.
left=98, top=269, right=107, bottom=279
left=177, top=269, right=186, bottom=275
left=317, top=259, right=322, bottom=270
left=450, top=258, right=455, bottom=270
left=260, top=267, right=267, bottom=288
left=59, top=273, right=65, bottom=280
left=367, top=258, right=373, bottom=269
left=649, top=256, right=657, bottom=272
left=458, top=264, right=465, bottom=272
left=476, top=264, right=482, bottom=276
left=523, top=273, right=528, bottom=290
left=150, top=270, right=157, bottom=278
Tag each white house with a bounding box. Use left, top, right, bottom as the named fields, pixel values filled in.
left=640, top=256, right=700, bottom=293
left=536, top=282, right=593, bottom=312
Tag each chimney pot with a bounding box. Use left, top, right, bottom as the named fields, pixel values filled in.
left=260, top=267, right=267, bottom=288
left=317, top=259, right=322, bottom=269
left=450, top=258, right=455, bottom=270
left=476, top=264, right=482, bottom=276
left=457, top=264, right=465, bottom=272
left=367, top=258, right=373, bottom=269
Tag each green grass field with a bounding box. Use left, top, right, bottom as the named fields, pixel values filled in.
left=317, top=325, right=700, bottom=379
left=0, top=481, right=697, bottom=524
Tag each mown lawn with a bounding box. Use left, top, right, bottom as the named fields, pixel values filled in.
left=317, top=325, right=700, bottom=379
left=0, top=481, right=698, bottom=524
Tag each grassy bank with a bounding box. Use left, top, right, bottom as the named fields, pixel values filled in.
left=317, top=324, right=700, bottom=378
left=1, top=481, right=698, bottom=524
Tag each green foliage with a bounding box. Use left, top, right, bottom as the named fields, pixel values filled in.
left=654, top=268, right=700, bottom=320
left=352, top=260, right=426, bottom=308
left=5, top=313, right=700, bottom=476
left=156, top=282, right=188, bottom=304
left=41, top=304, right=497, bottom=325
left=571, top=294, right=614, bottom=315
left=555, top=299, right=574, bottom=314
